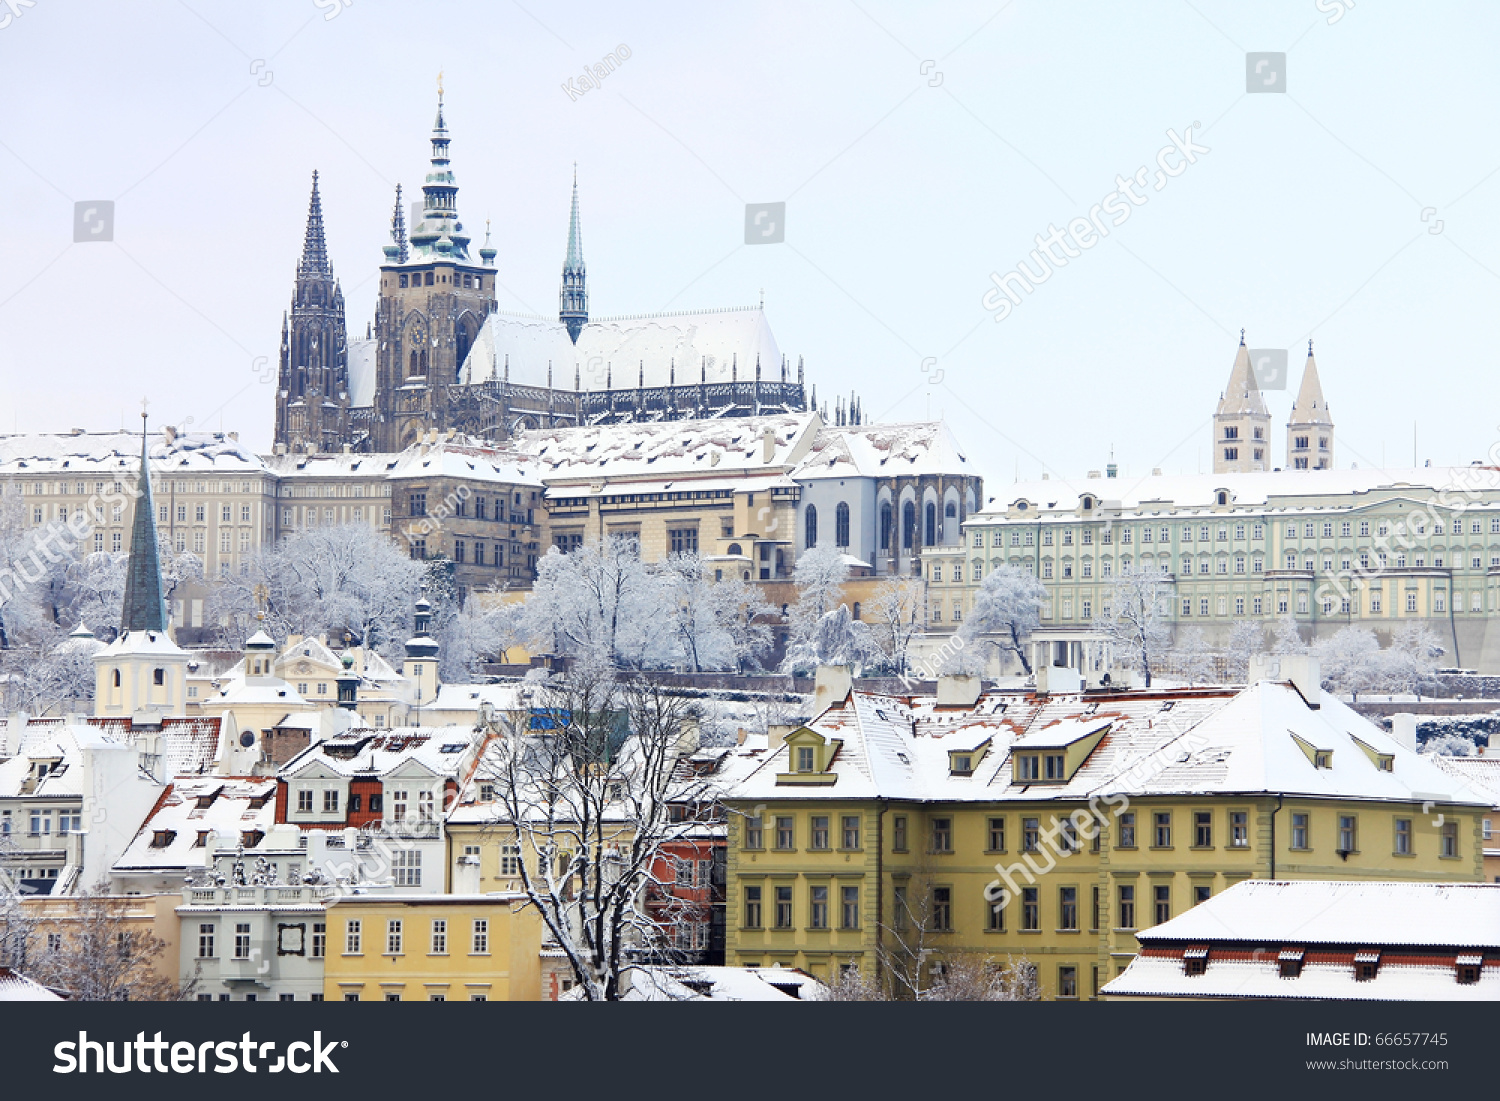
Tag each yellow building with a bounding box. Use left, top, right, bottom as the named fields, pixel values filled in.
left=724, top=660, right=1487, bottom=999
left=321, top=892, right=541, bottom=1002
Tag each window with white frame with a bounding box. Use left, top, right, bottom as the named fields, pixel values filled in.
left=472, top=919, right=489, bottom=954
left=386, top=920, right=403, bottom=955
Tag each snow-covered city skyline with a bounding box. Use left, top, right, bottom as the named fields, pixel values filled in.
left=1, top=1, right=1498, bottom=487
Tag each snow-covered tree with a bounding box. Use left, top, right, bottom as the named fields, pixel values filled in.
left=26, top=887, right=194, bottom=1001
left=1419, top=731, right=1479, bottom=757
left=1312, top=626, right=1382, bottom=700
left=1170, top=627, right=1216, bottom=686
left=959, top=565, right=1045, bottom=675
left=1382, top=622, right=1444, bottom=695
left=522, top=538, right=658, bottom=668
left=0, top=497, right=71, bottom=649
left=784, top=546, right=850, bottom=670
left=438, top=598, right=525, bottom=681
left=1093, top=566, right=1171, bottom=688
left=785, top=604, right=877, bottom=671
left=476, top=664, right=718, bottom=1000
left=1225, top=620, right=1265, bottom=682
left=654, top=553, right=775, bottom=672
left=63, top=552, right=126, bottom=639
left=865, top=576, right=925, bottom=676
left=1271, top=614, right=1307, bottom=655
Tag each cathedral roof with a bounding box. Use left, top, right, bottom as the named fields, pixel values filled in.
left=1215, top=338, right=1270, bottom=419
left=1289, top=347, right=1331, bottom=426
left=458, top=306, right=783, bottom=392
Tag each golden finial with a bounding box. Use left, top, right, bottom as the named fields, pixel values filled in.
left=437, top=70, right=444, bottom=99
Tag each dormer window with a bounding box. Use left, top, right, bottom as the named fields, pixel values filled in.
left=950, top=754, right=972, bottom=776
left=1183, top=948, right=1208, bottom=976
left=194, top=831, right=210, bottom=848
left=796, top=747, right=815, bottom=773
left=149, top=830, right=176, bottom=849
left=1354, top=952, right=1380, bottom=981
left=1045, top=753, right=1065, bottom=781
left=1016, top=754, right=1040, bottom=782
left=1457, top=955, right=1482, bottom=984
left=1278, top=949, right=1305, bottom=978
left=1315, top=751, right=1332, bottom=770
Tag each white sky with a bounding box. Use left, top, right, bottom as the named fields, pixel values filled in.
left=1, top=0, right=1497, bottom=500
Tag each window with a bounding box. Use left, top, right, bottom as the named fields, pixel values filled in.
left=744, top=886, right=763, bottom=928
left=1059, top=886, right=1078, bottom=930
left=1230, top=811, right=1248, bottom=848
left=809, top=886, right=828, bottom=929
left=1291, top=812, right=1309, bottom=850
left=1022, top=817, right=1040, bottom=853
left=386, top=920, right=403, bottom=955
left=1058, top=966, right=1078, bottom=999
left=892, top=816, right=908, bottom=851
left=744, top=815, right=763, bottom=850
left=1044, top=753, right=1065, bottom=781
left=796, top=746, right=815, bottom=773
left=841, top=886, right=860, bottom=929
left=987, top=817, right=1005, bottom=852
left=835, top=502, right=850, bottom=547
left=931, top=886, right=952, bottom=931
left=1021, top=887, right=1039, bottom=931
left=987, top=893, right=1005, bottom=931
left=842, top=815, right=861, bottom=849
left=310, top=922, right=325, bottom=958
left=431, top=920, right=447, bottom=955
left=345, top=920, right=362, bottom=954
left=322, top=789, right=338, bottom=813
left=1395, top=818, right=1412, bottom=855
left=775, top=816, right=794, bottom=850
left=774, top=886, right=793, bottom=928
left=1153, top=885, right=1170, bottom=925
left=668, top=528, right=698, bottom=554
left=804, top=504, right=817, bottom=549
left=931, top=817, right=953, bottom=853
left=1441, top=820, right=1458, bottom=857
left=234, top=923, right=251, bottom=960
left=1117, top=885, right=1136, bottom=930
left=198, top=924, right=215, bottom=959
left=1017, top=754, right=1040, bottom=781
left=1193, top=811, right=1212, bottom=848
left=810, top=816, right=830, bottom=850
left=1153, top=812, right=1171, bottom=848
left=1338, top=815, right=1357, bottom=853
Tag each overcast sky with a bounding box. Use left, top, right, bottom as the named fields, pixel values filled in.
left=2, top=0, right=1497, bottom=496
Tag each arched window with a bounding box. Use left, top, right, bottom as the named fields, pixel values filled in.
left=112, top=669, right=121, bottom=688
left=409, top=349, right=419, bottom=375
left=419, top=349, right=428, bottom=373
left=880, top=502, right=893, bottom=551
left=925, top=503, right=937, bottom=546
left=852, top=602, right=861, bottom=621
left=727, top=543, right=743, bottom=556
left=805, top=505, right=818, bottom=549
left=945, top=502, right=957, bottom=518
left=835, top=502, right=850, bottom=548
left=455, top=319, right=474, bottom=379
left=153, top=668, right=165, bottom=686
left=902, top=502, right=917, bottom=550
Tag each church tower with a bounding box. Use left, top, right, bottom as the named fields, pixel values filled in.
left=1212, top=332, right=1272, bottom=474
left=371, top=85, right=497, bottom=452
left=1287, top=341, right=1334, bottom=470
left=559, top=169, right=588, bottom=343
left=274, top=171, right=351, bottom=454
left=95, top=417, right=190, bottom=718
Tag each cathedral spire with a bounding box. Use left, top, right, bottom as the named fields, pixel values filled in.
left=1287, top=340, right=1334, bottom=470
left=299, top=171, right=331, bottom=276
left=385, top=183, right=409, bottom=264
left=559, top=166, right=588, bottom=343
left=408, top=81, right=469, bottom=260
left=121, top=413, right=167, bottom=634
left=1211, top=334, right=1271, bottom=474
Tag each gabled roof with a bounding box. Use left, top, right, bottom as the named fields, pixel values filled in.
left=113, top=777, right=277, bottom=871
left=279, top=728, right=477, bottom=781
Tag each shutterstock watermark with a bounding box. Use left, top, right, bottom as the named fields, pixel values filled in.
left=0, top=482, right=140, bottom=606
left=54, top=1032, right=344, bottom=1074
left=981, top=123, right=1210, bottom=323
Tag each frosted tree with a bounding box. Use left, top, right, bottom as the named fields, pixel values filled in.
left=1381, top=622, right=1445, bottom=695
left=782, top=546, right=852, bottom=673
left=865, top=576, right=926, bottom=676
left=654, top=553, right=775, bottom=672
left=1093, top=566, right=1171, bottom=688
left=0, top=497, right=71, bottom=649
left=1225, top=621, right=1265, bottom=682
left=785, top=604, right=878, bottom=672
left=1271, top=614, right=1307, bottom=655
left=522, top=537, right=658, bottom=668
left=1311, top=626, right=1381, bottom=700
left=1419, top=731, right=1478, bottom=757
left=26, top=886, right=195, bottom=1001
left=475, top=664, right=719, bottom=1000
left=64, top=552, right=126, bottom=639
left=960, top=565, right=1046, bottom=675
left=438, top=598, right=525, bottom=681
left=1170, top=627, right=1217, bottom=686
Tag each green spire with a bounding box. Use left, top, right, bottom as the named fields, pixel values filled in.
left=560, top=166, right=588, bottom=343
left=565, top=166, right=584, bottom=272
left=121, top=413, right=167, bottom=634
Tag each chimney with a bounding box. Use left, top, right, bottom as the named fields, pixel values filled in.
left=1390, top=713, right=1418, bottom=752
left=936, top=674, right=981, bottom=708
left=1248, top=654, right=1322, bottom=708
left=762, top=426, right=777, bottom=464
left=812, top=665, right=853, bottom=713
left=1034, top=665, right=1081, bottom=696
left=453, top=854, right=481, bottom=895
left=766, top=724, right=792, bottom=751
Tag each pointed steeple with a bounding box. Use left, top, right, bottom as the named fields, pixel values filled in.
left=1288, top=339, right=1334, bottom=470
left=1212, top=332, right=1272, bottom=474
left=559, top=166, right=589, bottom=343
left=384, top=183, right=409, bottom=264
left=408, top=80, right=470, bottom=260
left=121, top=414, right=167, bottom=634
left=298, top=171, right=331, bottom=276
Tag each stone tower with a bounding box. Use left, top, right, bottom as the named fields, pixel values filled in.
left=371, top=89, right=497, bottom=452
left=559, top=169, right=588, bottom=343
left=274, top=171, right=351, bottom=454
left=1287, top=341, right=1334, bottom=470
left=1212, top=332, right=1272, bottom=474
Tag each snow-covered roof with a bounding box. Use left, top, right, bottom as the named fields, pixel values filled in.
left=426, top=683, right=530, bottom=716
left=1430, top=755, right=1500, bottom=805
left=975, top=465, right=1500, bottom=519
left=795, top=422, right=972, bottom=480
left=460, top=307, right=783, bottom=391
left=728, top=680, right=1488, bottom=807
left=384, top=440, right=541, bottom=487
left=0, top=969, right=64, bottom=1001
left=279, top=728, right=479, bottom=780
left=1104, top=880, right=1500, bottom=1001
left=0, top=430, right=267, bottom=477
left=515, top=412, right=818, bottom=482
left=113, top=777, right=277, bottom=871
